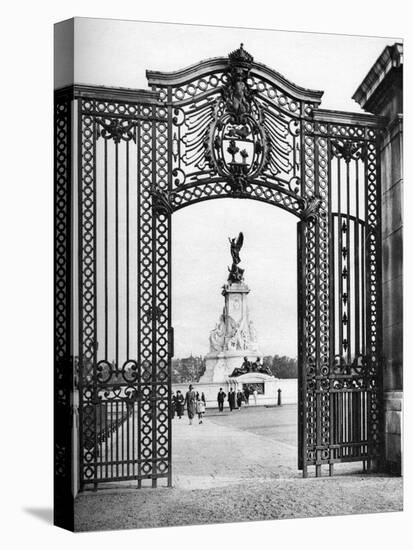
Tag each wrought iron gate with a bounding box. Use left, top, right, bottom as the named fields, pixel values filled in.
left=54, top=45, right=383, bottom=490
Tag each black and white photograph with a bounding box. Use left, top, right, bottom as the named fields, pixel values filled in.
left=4, top=4, right=410, bottom=546
left=52, top=16, right=404, bottom=532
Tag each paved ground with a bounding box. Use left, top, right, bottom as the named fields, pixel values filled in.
left=75, top=405, right=403, bottom=531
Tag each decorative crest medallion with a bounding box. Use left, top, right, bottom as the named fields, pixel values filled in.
left=206, top=44, right=269, bottom=196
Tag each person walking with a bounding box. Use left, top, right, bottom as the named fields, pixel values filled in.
left=175, top=390, right=184, bottom=419
left=217, top=388, right=226, bottom=412
left=236, top=390, right=243, bottom=409
left=184, top=384, right=197, bottom=425
left=196, top=393, right=206, bottom=424
left=253, top=388, right=258, bottom=406
left=244, top=386, right=250, bottom=406
left=228, top=389, right=236, bottom=411
left=171, top=391, right=176, bottom=419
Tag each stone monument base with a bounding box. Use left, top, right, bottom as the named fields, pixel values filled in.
left=172, top=372, right=280, bottom=408
left=199, top=350, right=260, bottom=383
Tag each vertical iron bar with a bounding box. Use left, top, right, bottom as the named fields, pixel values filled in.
left=115, top=400, right=119, bottom=478
left=151, top=106, right=157, bottom=488
left=299, top=223, right=308, bottom=477
left=105, top=402, right=108, bottom=478
left=110, top=401, right=113, bottom=480
left=167, top=85, right=173, bottom=488
left=92, top=118, right=98, bottom=489
left=346, top=160, right=352, bottom=364
left=328, top=139, right=335, bottom=472
left=137, top=112, right=142, bottom=488
left=122, top=399, right=125, bottom=478
left=355, top=160, right=360, bottom=356
left=115, top=142, right=119, bottom=370
left=126, top=391, right=130, bottom=478
left=337, top=158, right=343, bottom=362
left=126, top=141, right=130, bottom=359
left=361, top=224, right=366, bottom=354
left=297, top=222, right=304, bottom=472
left=77, top=102, right=85, bottom=489
left=314, top=137, right=321, bottom=478
left=104, top=140, right=108, bottom=359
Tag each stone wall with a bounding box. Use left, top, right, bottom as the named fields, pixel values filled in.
left=381, top=113, right=403, bottom=474
left=353, top=43, right=403, bottom=474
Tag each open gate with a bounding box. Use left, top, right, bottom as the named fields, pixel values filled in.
left=54, top=45, right=383, bottom=492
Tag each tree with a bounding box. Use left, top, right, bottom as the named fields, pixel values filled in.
left=271, top=355, right=297, bottom=378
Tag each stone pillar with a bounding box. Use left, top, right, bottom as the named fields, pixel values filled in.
left=353, top=43, right=403, bottom=474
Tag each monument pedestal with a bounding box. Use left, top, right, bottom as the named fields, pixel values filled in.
left=228, top=372, right=278, bottom=406
left=173, top=239, right=278, bottom=407
left=200, top=350, right=259, bottom=383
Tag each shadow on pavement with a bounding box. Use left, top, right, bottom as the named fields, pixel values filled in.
left=23, top=507, right=53, bottom=525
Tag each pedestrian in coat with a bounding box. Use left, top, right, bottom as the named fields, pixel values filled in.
left=244, top=386, right=250, bottom=406
left=236, top=390, right=243, bottom=409
left=228, top=389, right=236, bottom=411
left=175, top=390, right=184, bottom=419
left=184, top=384, right=197, bottom=425
left=171, top=391, right=176, bottom=419
left=253, top=388, right=258, bottom=406
left=196, top=394, right=206, bottom=424
left=217, top=388, right=226, bottom=412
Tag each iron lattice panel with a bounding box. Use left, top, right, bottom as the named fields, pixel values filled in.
left=365, top=139, right=382, bottom=462
left=54, top=95, right=73, bottom=525
left=137, top=104, right=171, bottom=486
left=77, top=97, right=172, bottom=488
left=78, top=106, right=98, bottom=485
left=299, top=120, right=382, bottom=474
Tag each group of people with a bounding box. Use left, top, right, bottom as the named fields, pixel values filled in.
left=217, top=386, right=257, bottom=411
left=171, top=385, right=206, bottom=425
left=172, top=383, right=259, bottom=424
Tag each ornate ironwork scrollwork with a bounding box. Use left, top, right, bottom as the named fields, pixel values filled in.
left=150, top=185, right=172, bottom=216
left=299, top=195, right=322, bottom=221
left=331, top=139, right=366, bottom=163
left=97, top=118, right=137, bottom=144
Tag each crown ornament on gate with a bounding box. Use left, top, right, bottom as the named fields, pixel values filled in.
left=223, top=44, right=255, bottom=123
left=228, top=43, right=254, bottom=67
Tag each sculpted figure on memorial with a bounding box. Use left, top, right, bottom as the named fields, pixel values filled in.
left=228, top=232, right=245, bottom=283
left=226, top=315, right=237, bottom=338
left=209, top=314, right=226, bottom=352
left=229, top=232, right=243, bottom=265
left=233, top=324, right=244, bottom=350
left=249, top=320, right=257, bottom=342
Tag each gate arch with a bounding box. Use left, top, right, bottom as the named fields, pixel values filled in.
left=55, top=44, right=384, bottom=490
left=146, top=43, right=323, bottom=218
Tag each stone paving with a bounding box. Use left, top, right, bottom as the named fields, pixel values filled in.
left=74, top=405, right=403, bottom=531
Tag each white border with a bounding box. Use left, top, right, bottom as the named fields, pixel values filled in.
left=0, top=1, right=410, bottom=549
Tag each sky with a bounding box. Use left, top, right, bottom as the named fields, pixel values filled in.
left=172, top=200, right=297, bottom=358
left=55, top=18, right=400, bottom=359
left=56, top=18, right=397, bottom=113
